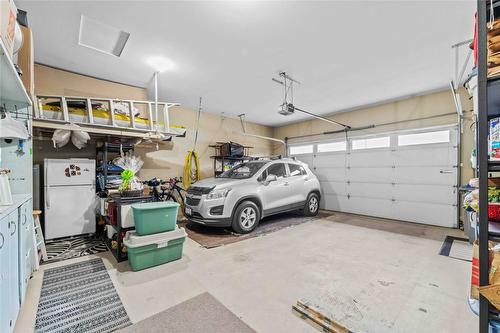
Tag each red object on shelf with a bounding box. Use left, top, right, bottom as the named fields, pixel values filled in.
left=107, top=201, right=117, bottom=225
left=489, top=203, right=500, bottom=222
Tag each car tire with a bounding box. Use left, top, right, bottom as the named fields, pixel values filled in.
left=231, top=201, right=260, bottom=234
left=303, top=193, right=320, bottom=216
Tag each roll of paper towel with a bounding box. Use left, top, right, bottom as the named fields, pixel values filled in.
left=0, top=170, right=13, bottom=206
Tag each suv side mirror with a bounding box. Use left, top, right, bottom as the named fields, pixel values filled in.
left=264, top=174, right=277, bottom=185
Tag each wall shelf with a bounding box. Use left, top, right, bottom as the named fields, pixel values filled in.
left=0, top=39, right=31, bottom=107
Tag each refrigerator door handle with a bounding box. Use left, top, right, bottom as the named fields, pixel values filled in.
left=46, top=186, right=50, bottom=209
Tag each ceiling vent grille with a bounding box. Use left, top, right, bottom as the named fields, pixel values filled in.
left=78, top=15, right=130, bottom=57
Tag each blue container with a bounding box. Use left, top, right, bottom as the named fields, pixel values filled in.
left=490, top=319, right=500, bottom=333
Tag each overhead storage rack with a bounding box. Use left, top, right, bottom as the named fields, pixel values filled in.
left=31, top=95, right=186, bottom=140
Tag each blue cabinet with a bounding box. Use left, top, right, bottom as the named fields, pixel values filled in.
left=19, top=199, right=33, bottom=302
left=0, top=197, right=34, bottom=333
left=8, top=211, right=20, bottom=331
left=0, top=211, right=20, bottom=333
left=0, top=214, right=10, bottom=333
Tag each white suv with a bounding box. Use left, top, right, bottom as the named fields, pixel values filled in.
left=184, top=158, right=321, bottom=233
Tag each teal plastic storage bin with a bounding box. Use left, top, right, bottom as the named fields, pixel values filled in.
left=131, top=201, right=179, bottom=235
left=123, top=227, right=187, bottom=271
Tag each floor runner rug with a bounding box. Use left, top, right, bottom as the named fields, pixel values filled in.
left=35, top=258, right=131, bottom=333
left=118, top=292, right=255, bottom=333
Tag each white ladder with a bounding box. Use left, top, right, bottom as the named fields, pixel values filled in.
left=32, top=210, right=48, bottom=270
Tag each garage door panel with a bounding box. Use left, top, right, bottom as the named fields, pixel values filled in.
left=348, top=167, right=393, bottom=183
left=322, top=194, right=349, bottom=211
left=316, top=170, right=347, bottom=183
left=314, top=155, right=347, bottom=168
left=315, top=169, right=347, bottom=182
left=394, top=167, right=456, bottom=185
left=349, top=150, right=393, bottom=167
left=296, top=156, right=313, bottom=167
left=393, top=201, right=456, bottom=227
left=321, top=181, right=347, bottom=196
left=346, top=197, right=398, bottom=220
left=393, top=147, right=457, bottom=166
left=293, top=126, right=458, bottom=228
left=394, top=184, right=456, bottom=205
left=347, top=183, right=393, bottom=200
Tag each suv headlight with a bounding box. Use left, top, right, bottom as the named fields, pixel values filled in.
left=206, top=188, right=231, bottom=200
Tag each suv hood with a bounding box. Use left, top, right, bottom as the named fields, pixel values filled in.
left=191, top=177, right=244, bottom=189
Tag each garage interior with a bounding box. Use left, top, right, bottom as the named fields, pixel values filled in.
left=0, top=1, right=495, bottom=332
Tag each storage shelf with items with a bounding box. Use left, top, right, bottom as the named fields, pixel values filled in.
left=209, top=142, right=253, bottom=177
left=475, top=1, right=500, bottom=331
left=102, top=194, right=154, bottom=262
left=96, top=142, right=133, bottom=192
left=0, top=39, right=32, bottom=108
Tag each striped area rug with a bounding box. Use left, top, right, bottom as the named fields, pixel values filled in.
left=44, top=235, right=108, bottom=264
left=35, top=258, right=131, bottom=333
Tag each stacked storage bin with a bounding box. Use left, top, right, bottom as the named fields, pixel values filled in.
left=123, top=201, right=186, bottom=271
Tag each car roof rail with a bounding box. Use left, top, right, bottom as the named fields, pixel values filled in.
left=253, top=155, right=297, bottom=161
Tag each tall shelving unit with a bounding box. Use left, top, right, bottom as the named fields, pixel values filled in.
left=96, top=142, right=134, bottom=191
left=0, top=36, right=34, bottom=333
left=478, top=1, right=500, bottom=331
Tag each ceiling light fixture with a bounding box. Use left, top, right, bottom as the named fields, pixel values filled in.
left=146, top=56, right=175, bottom=72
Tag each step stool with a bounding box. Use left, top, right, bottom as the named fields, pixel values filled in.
left=32, top=210, right=47, bottom=270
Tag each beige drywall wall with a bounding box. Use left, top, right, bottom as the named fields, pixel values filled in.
left=135, top=107, right=274, bottom=180
left=33, top=64, right=275, bottom=181
left=34, top=64, right=148, bottom=100
left=273, top=89, right=475, bottom=186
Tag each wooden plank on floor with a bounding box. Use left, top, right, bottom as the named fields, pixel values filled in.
left=292, top=299, right=353, bottom=333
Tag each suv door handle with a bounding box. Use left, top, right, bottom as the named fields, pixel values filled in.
left=284, top=182, right=289, bottom=186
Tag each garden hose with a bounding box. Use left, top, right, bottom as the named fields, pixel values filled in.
left=183, top=150, right=200, bottom=189
left=183, top=97, right=203, bottom=189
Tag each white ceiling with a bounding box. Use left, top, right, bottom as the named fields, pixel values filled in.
left=17, top=1, right=475, bottom=127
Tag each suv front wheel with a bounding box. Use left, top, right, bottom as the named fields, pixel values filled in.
left=303, top=193, right=320, bottom=216
left=232, top=201, right=261, bottom=234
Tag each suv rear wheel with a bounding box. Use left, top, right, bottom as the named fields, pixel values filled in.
left=303, top=193, right=320, bottom=216
left=232, top=201, right=260, bottom=234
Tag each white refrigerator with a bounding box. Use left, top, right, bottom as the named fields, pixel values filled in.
left=44, top=158, right=96, bottom=239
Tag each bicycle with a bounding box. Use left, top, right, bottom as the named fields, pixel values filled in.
left=144, top=177, right=186, bottom=211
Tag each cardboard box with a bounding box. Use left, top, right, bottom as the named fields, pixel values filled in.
left=489, top=178, right=500, bottom=188
left=0, top=0, right=18, bottom=58
left=17, top=25, right=34, bottom=97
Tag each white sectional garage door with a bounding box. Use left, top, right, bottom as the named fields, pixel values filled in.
left=290, top=125, right=458, bottom=228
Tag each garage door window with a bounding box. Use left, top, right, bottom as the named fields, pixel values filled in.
left=398, top=130, right=450, bottom=146
left=289, top=145, right=313, bottom=155
left=352, top=136, right=390, bottom=150
left=317, top=141, right=346, bottom=153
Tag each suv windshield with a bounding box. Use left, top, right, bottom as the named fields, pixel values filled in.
left=219, top=162, right=266, bottom=179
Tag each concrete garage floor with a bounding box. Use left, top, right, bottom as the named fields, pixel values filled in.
left=15, top=212, right=477, bottom=333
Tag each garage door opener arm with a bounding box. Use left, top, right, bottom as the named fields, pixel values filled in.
left=272, top=72, right=351, bottom=130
